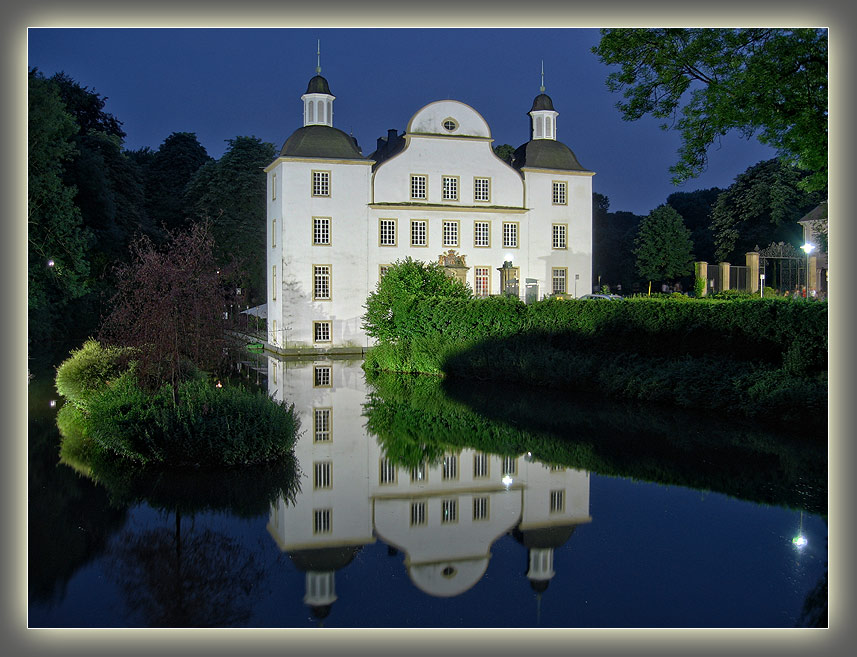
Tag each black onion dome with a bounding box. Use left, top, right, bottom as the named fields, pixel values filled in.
left=280, top=125, right=364, bottom=159
left=288, top=545, right=362, bottom=572
left=306, top=75, right=331, bottom=95
left=530, top=93, right=555, bottom=111
left=512, top=139, right=587, bottom=172
left=512, top=524, right=578, bottom=549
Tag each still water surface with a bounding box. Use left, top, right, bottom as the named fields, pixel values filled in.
left=28, top=356, right=827, bottom=628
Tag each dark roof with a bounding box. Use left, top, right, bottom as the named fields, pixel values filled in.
left=306, top=75, right=331, bottom=95
left=530, top=93, right=555, bottom=111
left=288, top=545, right=362, bottom=572
left=513, top=524, right=578, bottom=549
left=279, top=125, right=364, bottom=160
left=512, top=139, right=587, bottom=172
left=368, top=129, right=406, bottom=170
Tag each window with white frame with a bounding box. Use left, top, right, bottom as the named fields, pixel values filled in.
left=474, top=221, right=490, bottom=247
left=442, top=176, right=459, bottom=201
left=410, top=501, right=427, bottom=526
left=502, top=456, right=517, bottom=476
left=411, top=462, right=427, bottom=482
left=379, top=458, right=397, bottom=485
left=312, top=170, right=330, bottom=197
left=442, top=454, right=458, bottom=480
left=272, top=218, right=277, bottom=247
left=552, top=224, right=567, bottom=249
left=313, top=408, right=331, bottom=442
left=313, top=265, right=331, bottom=300
left=550, top=489, right=565, bottom=513
left=552, top=181, right=567, bottom=205
left=313, top=365, right=332, bottom=388
left=379, top=264, right=391, bottom=279
left=272, top=173, right=277, bottom=200
left=410, top=174, right=427, bottom=200
left=313, top=321, right=331, bottom=343
left=441, top=498, right=458, bottom=524
left=379, top=219, right=397, bottom=246
left=474, top=267, right=490, bottom=298
left=313, top=217, right=331, bottom=245
left=552, top=268, right=567, bottom=295
left=313, top=461, right=332, bottom=490
left=473, top=452, right=489, bottom=478
left=410, top=220, right=427, bottom=247
left=313, top=508, right=331, bottom=534
left=442, top=220, right=459, bottom=247
left=474, top=177, right=490, bottom=202
left=502, top=222, right=518, bottom=248
left=473, top=496, right=489, bottom=521
left=272, top=265, right=277, bottom=300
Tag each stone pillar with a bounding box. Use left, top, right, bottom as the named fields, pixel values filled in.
left=746, top=252, right=760, bottom=293
left=808, top=255, right=818, bottom=294
left=694, top=262, right=708, bottom=297
left=719, top=262, right=731, bottom=292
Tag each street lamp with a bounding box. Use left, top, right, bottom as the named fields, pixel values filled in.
left=800, top=242, right=815, bottom=297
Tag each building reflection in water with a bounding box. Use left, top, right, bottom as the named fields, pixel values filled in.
left=265, top=357, right=592, bottom=619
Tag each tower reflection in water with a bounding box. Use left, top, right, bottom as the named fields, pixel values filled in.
left=265, top=357, right=591, bottom=619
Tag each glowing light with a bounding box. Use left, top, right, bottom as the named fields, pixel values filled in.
left=47, top=259, right=55, bottom=267
left=215, top=381, right=223, bottom=388
left=793, top=534, right=808, bottom=548
left=49, top=400, right=56, bottom=408
left=502, top=475, right=513, bottom=487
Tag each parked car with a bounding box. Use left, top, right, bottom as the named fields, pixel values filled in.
left=579, top=293, right=625, bottom=300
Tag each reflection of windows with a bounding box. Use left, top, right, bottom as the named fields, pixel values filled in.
left=550, top=489, right=565, bottom=513
left=272, top=265, right=277, bottom=300
left=552, top=181, right=567, bottom=205
left=474, top=267, right=490, bottom=298
left=313, top=217, right=331, bottom=245
left=411, top=462, right=427, bottom=482
left=549, top=465, right=566, bottom=472
left=379, top=219, right=397, bottom=246
left=410, top=220, right=427, bottom=247
left=473, top=496, right=489, bottom=521
left=314, top=461, right=332, bottom=489
left=313, top=321, right=331, bottom=343
left=442, top=454, right=458, bottom=480
left=473, top=452, right=489, bottom=478
left=442, top=499, right=458, bottom=524
left=552, top=268, right=567, bottom=295
left=313, top=265, right=331, bottom=300
left=313, top=408, right=331, bottom=442
left=410, top=501, right=427, bottom=526
left=552, top=224, right=567, bottom=249
left=474, top=221, right=490, bottom=247
left=312, top=170, right=330, bottom=197
left=502, top=222, right=518, bottom=248
left=502, top=456, right=517, bottom=476
left=442, top=221, right=459, bottom=247
left=380, top=458, right=397, bottom=485
left=410, top=174, right=427, bottom=200
left=314, top=365, right=331, bottom=388
left=474, top=177, right=490, bottom=202
left=442, top=176, right=459, bottom=201
left=313, top=508, right=331, bottom=533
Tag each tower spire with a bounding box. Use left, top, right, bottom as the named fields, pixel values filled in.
left=540, top=60, right=545, bottom=93
left=316, top=40, right=321, bottom=74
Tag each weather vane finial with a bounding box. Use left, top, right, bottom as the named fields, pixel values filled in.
left=316, top=40, right=321, bottom=75
left=540, top=60, right=545, bottom=93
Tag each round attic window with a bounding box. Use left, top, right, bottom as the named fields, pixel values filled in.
left=442, top=118, right=458, bottom=132
left=441, top=566, right=457, bottom=578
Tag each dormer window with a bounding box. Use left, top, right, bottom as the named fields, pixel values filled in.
left=442, top=118, right=458, bottom=132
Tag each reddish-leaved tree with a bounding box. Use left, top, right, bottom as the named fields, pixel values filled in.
left=100, top=221, right=242, bottom=395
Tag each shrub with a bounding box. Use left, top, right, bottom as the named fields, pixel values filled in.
left=54, top=339, right=137, bottom=408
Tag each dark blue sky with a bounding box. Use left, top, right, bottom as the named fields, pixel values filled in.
left=27, top=27, right=780, bottom=216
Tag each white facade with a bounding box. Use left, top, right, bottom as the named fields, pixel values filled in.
left=266, top=73, right=594, bottom=351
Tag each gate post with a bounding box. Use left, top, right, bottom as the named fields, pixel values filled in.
left=746, top=252, right=760, bottom=293
left=719, top=262, right=731, bottom=291
left=694, top=262, right=708, bottom=297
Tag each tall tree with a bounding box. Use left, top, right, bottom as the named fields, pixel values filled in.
left=710, top=159, right=822, bottom=261
left=184, top=136, right=276, bottom=304
left=593, top=28, right=828, bottom=191
left=665, top=188, right=722, bottom=264
left=633, top=204, right=695, bottom=286
left=592, top=191, right=644, bottom=292
left=493, top=143, right=515, bottom=164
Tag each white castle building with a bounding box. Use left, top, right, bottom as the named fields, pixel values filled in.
left=265, top=63, right=594, bottom=352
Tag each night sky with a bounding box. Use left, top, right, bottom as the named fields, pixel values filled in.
left=27, top=27, right=783, bottom=216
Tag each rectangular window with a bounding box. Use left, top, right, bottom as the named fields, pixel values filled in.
left=312, top=170, right=330, bottom=197
left=410, top=220, right=428, bottom=247
left=442, top=220, right=459, bottom=248
left=473, top=496, right=489, bottom=521
left=379, top=219, right=397, bottom=246
left=502, top=222, right=518, bottom=248
left=549, top=465, right=566, bottom=472
left=313, top=321, right=331, bottom=343
left=313, top=265, right=331, bottom=300
left=410, top=501, right=427, bottom=526
left=379, top=458, right=397, bottom=485
left=272, top=218, right=277, bottom=247
left=502, top=456, right=517, bottom=476
left=441, top=499, right=458, bottom=524
left=442, top=176, right=459, bottom=201
left=474, top=266, right=490, bottom=298
left=313, top=365, right=331, bottom=388
left=552, top=268, right=567, bottom=295
left=410, top=174, right=427, bottom=200
left=473, top=452, right=489, bottom=479
left=379, top=264, right=391, bottom=280
left=272, top=319, right=277, bottom=345
left=272, top=172, right=277, bottom=200
left=442, top=454, right=458, bottom=481
left=552, top=181, right=567, bottom=205
left=313, top=217, right=331, bottom=245
left=411, top=462, right=427, bottom=482
left=552, top=224, right=568, bottom=250
left=313, top=508, right=331, bottom=534
left=474, top=221, right=490, bottom=247
left=474, top=177, right=490, bottom=202
left=550, top=489, right=565, bottom=513
left=313, top=408, right=331, bottom=442
left=313, top=461, right=332, bottom=490
left=272, top=265, right=277, bottom=301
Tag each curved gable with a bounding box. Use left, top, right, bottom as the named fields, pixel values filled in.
left=406, top=100, right=491, bottom=138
